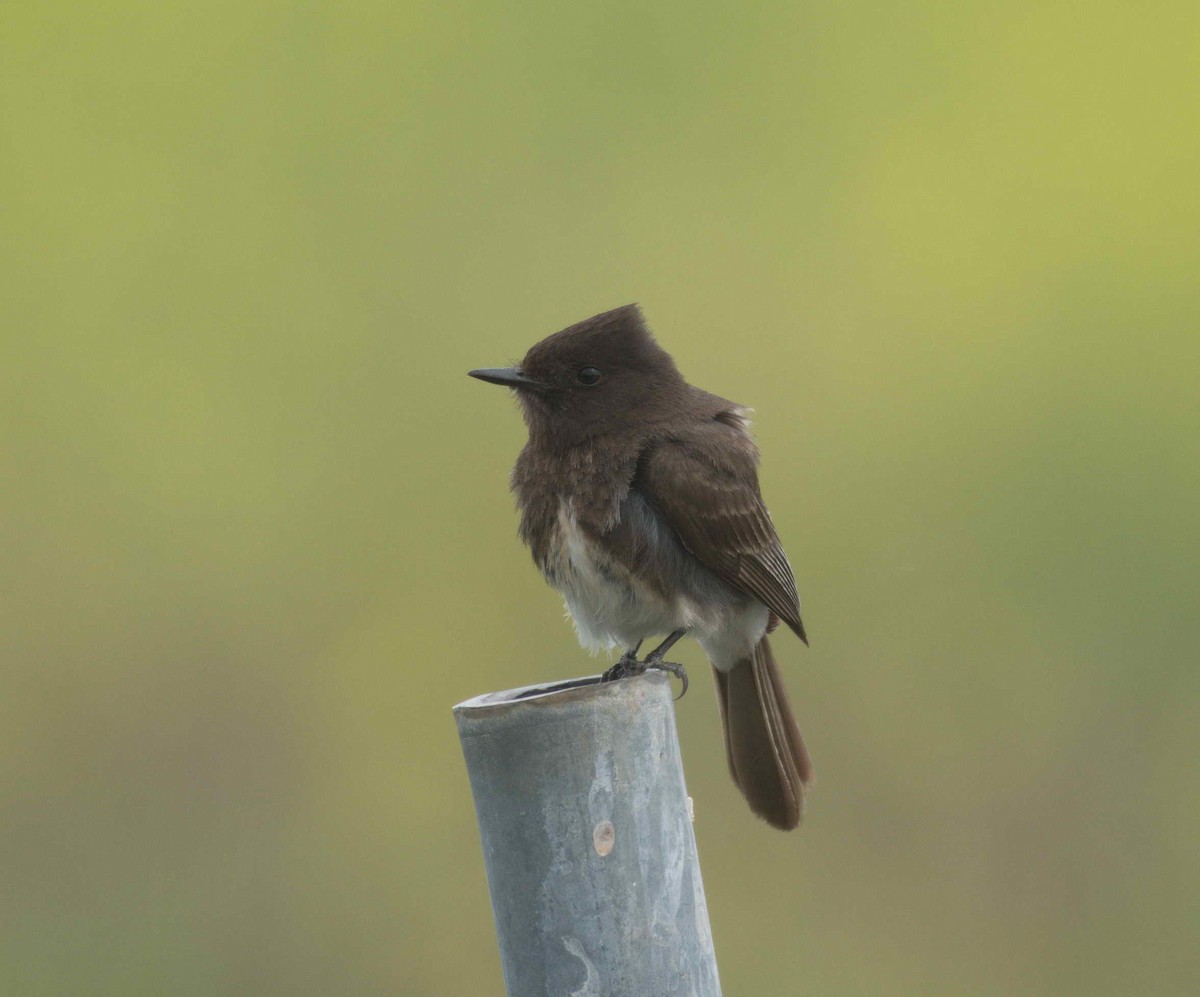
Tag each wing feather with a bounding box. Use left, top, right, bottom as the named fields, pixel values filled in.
left=637, top=422, right=807, bottom=643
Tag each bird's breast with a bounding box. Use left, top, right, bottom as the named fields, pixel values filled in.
left=543, top=500, right=687, bottom=652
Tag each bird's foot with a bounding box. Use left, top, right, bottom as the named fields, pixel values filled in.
left=642, top=653, right=689, bottom=700
left=601, top=634, right=688, bottom=699
left=602, top=646, right=645, bottom=683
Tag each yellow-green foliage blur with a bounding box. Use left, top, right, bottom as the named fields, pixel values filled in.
left=3, top=4, right=1197, bottom=995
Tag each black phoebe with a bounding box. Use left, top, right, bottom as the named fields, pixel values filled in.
left=469, top=304, right=813, bottom=830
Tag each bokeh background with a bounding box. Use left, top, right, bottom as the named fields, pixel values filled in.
left=3, top=3, right=1198, bottom=995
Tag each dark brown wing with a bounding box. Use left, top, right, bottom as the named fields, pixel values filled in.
left=637, top=422, right=807, bottom=643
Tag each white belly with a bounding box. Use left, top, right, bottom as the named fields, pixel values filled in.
left=548, top=502, right=769, bottom=668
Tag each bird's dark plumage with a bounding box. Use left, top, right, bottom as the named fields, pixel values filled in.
left=637, top=422, right=807, bottom=644
left=470, top=304, right=813, bottom=829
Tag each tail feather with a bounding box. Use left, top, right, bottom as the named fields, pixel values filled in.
left=712, top=636, right=813, bottom=830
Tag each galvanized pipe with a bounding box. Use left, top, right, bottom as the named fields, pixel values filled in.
left=454, top=672, right=722, bottom=997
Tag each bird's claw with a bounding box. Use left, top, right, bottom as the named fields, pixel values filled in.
left=601, top=649, right=644, bottom=683
left=645, top=657, right=689, bottom=699
left=602, top=652, right=688, bottom=699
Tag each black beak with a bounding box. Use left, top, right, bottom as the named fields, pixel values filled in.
left=467, top=367, right=547, bottom=390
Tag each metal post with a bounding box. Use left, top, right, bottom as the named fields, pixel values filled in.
left=454, top=672, right=722, bottom=997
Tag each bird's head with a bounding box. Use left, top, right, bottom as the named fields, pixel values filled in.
left=469, top=305, right=687, bottom=444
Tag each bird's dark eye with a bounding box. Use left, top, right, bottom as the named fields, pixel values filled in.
left=577, top=366, right=602, bottom=386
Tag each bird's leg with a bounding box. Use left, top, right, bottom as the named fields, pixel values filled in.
left=602, top=641, right=643, bottom=683
left=643, top=629, right=689, bottom=698
left=645, top=628, right=686, bottom=663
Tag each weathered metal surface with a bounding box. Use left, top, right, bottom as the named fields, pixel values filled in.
left=454, top=672, right=721, bottom=997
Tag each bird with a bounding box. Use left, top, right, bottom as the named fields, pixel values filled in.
left=468, top=304, right=813, bottom=830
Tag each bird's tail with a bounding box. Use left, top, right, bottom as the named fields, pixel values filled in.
left=711, top=635, right=813, bottom=830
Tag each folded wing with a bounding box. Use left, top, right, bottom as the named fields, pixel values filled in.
left=636, top=420, right=806, bottom=643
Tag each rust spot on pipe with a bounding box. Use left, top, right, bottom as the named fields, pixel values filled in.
left=592, top=820, right=615, bottom=857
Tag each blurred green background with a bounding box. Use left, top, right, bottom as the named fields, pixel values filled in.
left=3, top=3, right=1197, bottom=995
